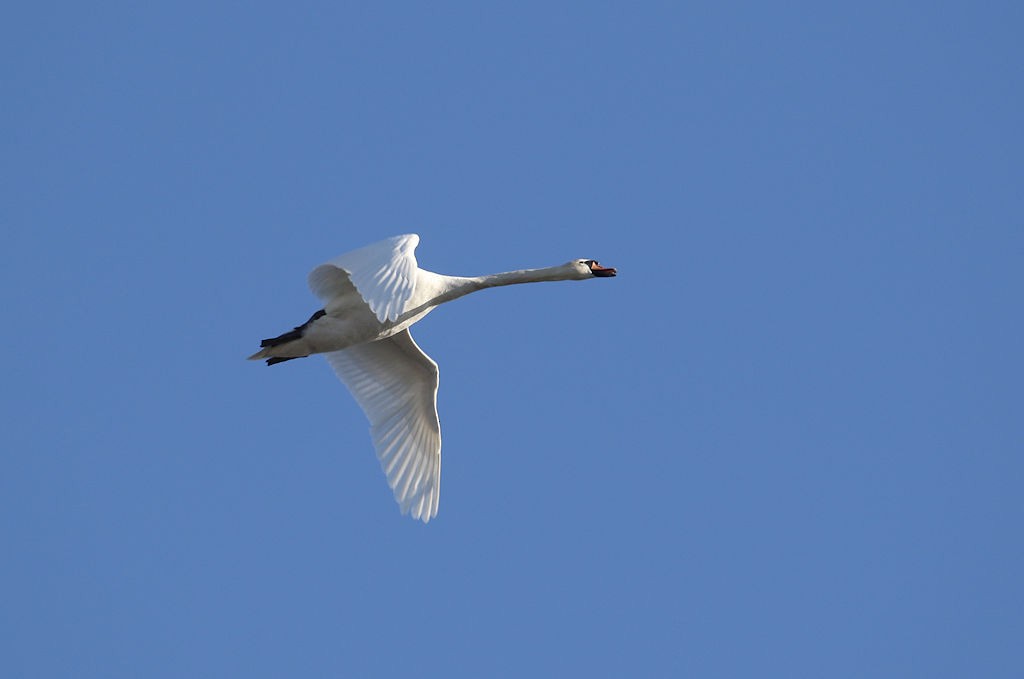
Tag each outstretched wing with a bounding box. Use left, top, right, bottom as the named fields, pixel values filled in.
left=308, top=234, right=419, bottom=323
left=324, top=329, right=441, bottom=523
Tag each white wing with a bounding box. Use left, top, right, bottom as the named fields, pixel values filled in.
left=324, top=329, right=441, bottom=522
left=308, top=234, right=420, bottom=323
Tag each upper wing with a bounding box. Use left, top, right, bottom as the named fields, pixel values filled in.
left=323, top=329, right=441, bottom=523
left=308, top=234, right=420, bottom=323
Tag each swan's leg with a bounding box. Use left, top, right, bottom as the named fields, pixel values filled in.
left=259, top=309, right=327, bottom=348
left=266, top=356, right=302, bottom=366
left=250, top=309, right=329, bottom=365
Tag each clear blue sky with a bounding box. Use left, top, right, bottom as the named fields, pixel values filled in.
left=4, top=2, right=1022, bottom=677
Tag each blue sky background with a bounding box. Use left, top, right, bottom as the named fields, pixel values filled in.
left=3, top=2, right=1022, bottom=677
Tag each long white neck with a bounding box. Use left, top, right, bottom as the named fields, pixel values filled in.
left=430, top=265, right=576, bottom=304
left=473, top=265, right=577, bottom=289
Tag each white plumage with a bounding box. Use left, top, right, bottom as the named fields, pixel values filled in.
left=250, top=234, right=616, bottom=523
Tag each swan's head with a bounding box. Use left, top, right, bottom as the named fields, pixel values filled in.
left=566, top=259, right=617, bottom=280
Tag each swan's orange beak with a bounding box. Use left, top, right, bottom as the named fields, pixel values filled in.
left=590, top=262, right=617, bottom=277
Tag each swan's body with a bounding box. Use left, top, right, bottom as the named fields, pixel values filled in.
left=249, top=234, right=616, bottom=522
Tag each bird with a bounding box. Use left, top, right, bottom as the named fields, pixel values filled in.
left=249, top=234, right=617, bottom=523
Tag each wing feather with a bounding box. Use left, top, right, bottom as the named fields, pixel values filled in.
left=309, top=234, right=420, bottom=323
left=323, top=329, right=441, bottom=523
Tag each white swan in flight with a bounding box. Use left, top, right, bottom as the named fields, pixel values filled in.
left=249, top=234, right=617, bottom=523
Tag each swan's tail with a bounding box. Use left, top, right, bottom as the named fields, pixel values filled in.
left=248, top=309, right=326, bottom=366
left=246, top=348, right=302, bottom=365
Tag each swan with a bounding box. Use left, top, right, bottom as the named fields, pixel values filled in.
left=249, top=234, right=617, bottom=523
